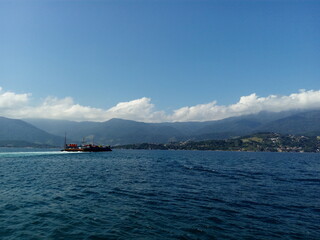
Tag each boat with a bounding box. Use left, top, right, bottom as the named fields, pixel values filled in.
left=63, top=143, right=112, bottom=152
left=62, top=134, right=112, bottom=152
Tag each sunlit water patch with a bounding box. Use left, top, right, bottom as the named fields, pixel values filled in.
left=0, top=149, right=319, bottom=239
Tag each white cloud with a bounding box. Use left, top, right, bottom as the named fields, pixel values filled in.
left=0, top=87, right=30, bottom=108
left=27, top=97, right=107, bottom=121
left=0, top=87, right=320, bottom=122
left=106, top=97, right=166, bottom=122
left=169, top=90, right=320, bottom=122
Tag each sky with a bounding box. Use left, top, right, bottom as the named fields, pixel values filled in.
left=0, top=0, right=319, bottom=122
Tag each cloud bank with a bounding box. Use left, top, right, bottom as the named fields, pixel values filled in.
left=1, top=87, right=320, bottom=122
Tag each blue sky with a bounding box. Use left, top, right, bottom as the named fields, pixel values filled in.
left=0, top=0, right=319, bottom=122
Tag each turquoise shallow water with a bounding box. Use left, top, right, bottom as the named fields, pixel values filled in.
left=0, top=148, right=319, bottom=239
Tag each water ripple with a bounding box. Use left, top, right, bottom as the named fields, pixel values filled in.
left=0, top=149, right=319, bottom=239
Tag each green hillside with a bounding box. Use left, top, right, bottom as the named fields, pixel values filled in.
left=115, top=133, right=320, bottom=153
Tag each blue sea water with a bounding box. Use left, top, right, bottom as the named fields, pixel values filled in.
left=0, top=148, right=319, bottom=239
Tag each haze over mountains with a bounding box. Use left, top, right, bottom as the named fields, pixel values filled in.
left=0, top=117, right=63, bottom=147
left=0, top=109, right=320, bottom=147
left=24, top=109, right=320, bottom=146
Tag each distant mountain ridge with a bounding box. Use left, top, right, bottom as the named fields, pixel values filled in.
left=23, top=109, right=320, bottom=145
left=0, top=116, right=63, bottom=147
left=256, top=110, right=320, bottom=135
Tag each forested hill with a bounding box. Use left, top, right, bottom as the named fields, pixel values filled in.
left=114, top=133, right=320, bottom=153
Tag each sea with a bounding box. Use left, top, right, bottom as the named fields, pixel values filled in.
left=0, top=148, right=319, bottom=240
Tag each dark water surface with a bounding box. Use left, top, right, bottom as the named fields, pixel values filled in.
left=0, top=149, right=319, bottom=239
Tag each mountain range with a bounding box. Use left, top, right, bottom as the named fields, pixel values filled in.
left=0, top=109, right=320, bottom=147
left=0, top=116, right=63, bottom=147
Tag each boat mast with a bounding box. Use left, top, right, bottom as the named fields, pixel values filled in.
left=64, top=132, right=67, bottom=148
